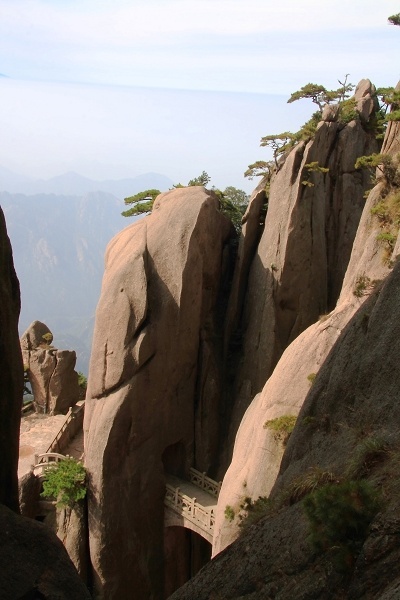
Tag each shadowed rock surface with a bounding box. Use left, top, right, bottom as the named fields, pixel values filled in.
left=0, top=207, right=22, bottom=511
left=0, top=503, right=91, bottom=600
left=170, top=258, right=400, bottom=600
left=0, top=207, right=91, bottom=599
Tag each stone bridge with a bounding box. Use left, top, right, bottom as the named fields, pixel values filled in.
left=31, top=450, right=220, bottom=545
left=164, top=468, right=221, bottom=543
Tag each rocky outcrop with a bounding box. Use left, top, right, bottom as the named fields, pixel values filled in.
left=56, top=503, right=89, bottom=582
left=21, top=320, right=80, bottom=414
left=0, top=208, right=91, bottom=597
left=213, top=89, right=400, bottom=555
left=0, top=503, right=91, bottom=599
left=225, top=81, right=379, bottom=446
left=0, top=207, right=23, bottom=511
left=19, top=470, right=41, bottom=518
left=84, top=187, right=232, bottom=599
left=170, top=258, right=400, bottom=600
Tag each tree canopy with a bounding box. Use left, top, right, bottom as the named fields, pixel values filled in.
left=122, top=189, right=161, bottom=217
left=121, top=172, right=249, bottom=233
left=388, top=13, right=400, bottom=26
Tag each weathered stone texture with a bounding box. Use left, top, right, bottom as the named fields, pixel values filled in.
left=225, top=80, right=379, bottom=458
left=171, top=259, right=400, bottom=600
left=21, top=320, right=80, bottom=414
left=0, top=503, right=91, bottom=599
left=0, top=209, right=90, bottom=597
left=213, top=83, right=399, bottom=555
left=0, top=207, right=23, bottom=511
left=84, top=187, right=232, bottom=599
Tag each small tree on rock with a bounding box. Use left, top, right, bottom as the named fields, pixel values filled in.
left=122, top=189, right=161, bottom=217
left=41, top=457, right=86, bottom=508
left=388, top=13, right=400, bottom=26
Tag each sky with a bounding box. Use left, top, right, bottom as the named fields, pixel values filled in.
left=1, top=0, right=399, bottom=192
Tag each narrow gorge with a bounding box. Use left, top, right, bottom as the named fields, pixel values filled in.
left=1, top=79, right=400, bottom=599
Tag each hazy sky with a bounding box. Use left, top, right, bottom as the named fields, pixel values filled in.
left=1, top=0, right=399, bottom=192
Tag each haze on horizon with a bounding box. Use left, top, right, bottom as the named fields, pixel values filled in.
left=1, top=0, right=399, bottom=193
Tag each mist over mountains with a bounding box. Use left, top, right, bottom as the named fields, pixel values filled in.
left=0, top=168, right=173, bottom=372
left=0, top=165, right=173, bottom=198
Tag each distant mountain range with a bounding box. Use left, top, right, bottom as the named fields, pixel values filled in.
left=0, top=165, right=173, bottom=199
left=0, top=169, right=173, bottom=372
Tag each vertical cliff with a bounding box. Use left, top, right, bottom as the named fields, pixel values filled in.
left=213, top=83, right=399, bottom=555
left=224, top=81, right=379, bottom=445
left=84, top=187, right=232, bottom=599
left=170, top=253, right=400, bottom=600
left=0, top=207, right=22, bottom=511
left=0, top=207, right=91, bottom=599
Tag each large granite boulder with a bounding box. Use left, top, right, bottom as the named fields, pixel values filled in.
left=84, top=186, right=232, bottom=599
left=21, top=320, right=80, bottom=414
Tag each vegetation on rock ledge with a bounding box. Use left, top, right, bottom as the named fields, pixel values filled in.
left=41, top=457, right=87, bottom=508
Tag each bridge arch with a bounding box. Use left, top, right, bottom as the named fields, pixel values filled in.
left=164, top=504, right=213, bottom=543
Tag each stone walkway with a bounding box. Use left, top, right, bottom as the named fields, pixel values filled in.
left=166, top=474, right=217, bottom=509
left=19, top=412, right=66, bottom=478
left=18, top=411, right=84, bottom=478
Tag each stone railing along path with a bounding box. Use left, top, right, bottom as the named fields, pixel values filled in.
left=165, top=468, right=221, bottom=542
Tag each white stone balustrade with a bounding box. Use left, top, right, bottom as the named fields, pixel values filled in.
left=165, top=483, right=216, bottom=533
left=189, top=467, right=222, bottom=497
left=32, top=452, right=67, bottom=476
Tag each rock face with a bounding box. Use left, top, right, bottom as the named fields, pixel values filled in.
left=213, top=87, right=399, bottom=555
left=84, top=187, right=232, bottom=599
left=0, top=207, right=23, bottom=511
left=0, top=208, right=91, bottom=598
left=170, top=259, right=400, bottom=600
left=21, top=320, right=80, bottom=414
left=0, top=503, right=91, bottom=600
left=56, top=503, right=89, bottom=582
left=225, top=81, right=379, bottom=444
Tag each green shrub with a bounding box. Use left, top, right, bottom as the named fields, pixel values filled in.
left=77, top=372, right=87, bottom=399
left=303, top=479, right=380, bottom=572
left=376, top=231, right=397, bottom=248
left=346, top=434, right=390, bottom=479
left=41, top=457, right=86, bottom=508
left=307, top=373, right=317, bottom=385
left=264, top=415, right=297, bottom=445
left=338, top=98, right=359, bottom=124
left=239, top=495, right=271, bottom=531
left=353, top=274, right=373, bottom=298
left=224, top=505, right=235, bottom=522
left=285, top=467, right=338, bottom=505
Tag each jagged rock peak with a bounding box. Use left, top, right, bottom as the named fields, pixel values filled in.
left=21, top=321, right=80, bottom=415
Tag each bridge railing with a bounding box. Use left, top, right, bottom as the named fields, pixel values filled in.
left=45, top=400, right=84, bottom=455
left=165, top=484, right=215, bottom=531
left=32, top=452, right=67, bottom=477
left=189, top=467, right=221, bottom=498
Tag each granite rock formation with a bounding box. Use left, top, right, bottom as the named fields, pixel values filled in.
left=84, top=186, right=232, bottom=598
left=170, top=257, right=400, bottom=600
left=0, top=207, right=91, bottom=599
left=21, top=320, right=80, bottom=414
left=213, top=83, right=399, bottom=555
left=0, top=207, right=23, bottom=511
left=224, top=80, right=379, bottom=446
